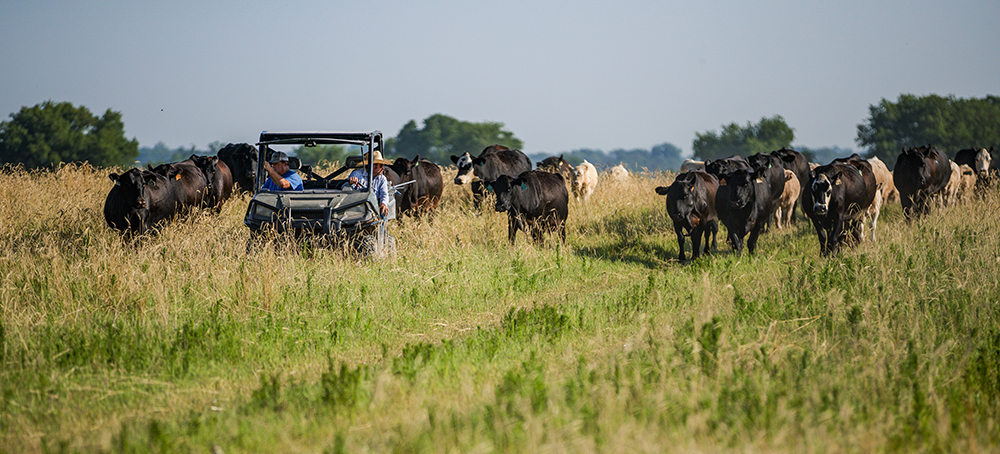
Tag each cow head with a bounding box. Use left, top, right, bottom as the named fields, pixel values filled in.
left=659, top=174, right=699, bottom=226
left=726, top=168, right=764, bottom=209
left=485, top=175, right=526, bottom=213
left=450, top=152, right=475, bottom=185
left=109, top=168, right=155, bottom=210
left=810, top=171, right=841, bottom=216
left=975, top=148, right=992, bottom=177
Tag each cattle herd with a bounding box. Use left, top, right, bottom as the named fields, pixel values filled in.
left=103, top=141, right=995, bottom=260
left=665, top=145, right=995, bottom=259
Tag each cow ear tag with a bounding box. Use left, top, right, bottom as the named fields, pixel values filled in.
left=486, top=184, right=493, bottom=193
left=754, top=177, right=764, bottom=184
left=835, top=178, right=842, bottom=185
left=519, top=181, right=527, bottom=190
left=146, top=180, right=156, bottom=187
left=175, top=174, right=182, bottom=181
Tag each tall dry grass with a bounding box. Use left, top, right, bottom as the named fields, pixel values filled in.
left=1, top=162, right=998, bottom=453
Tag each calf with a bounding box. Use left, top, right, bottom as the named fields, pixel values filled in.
left=943, top=161, right=962, bottom=206
left=715, top=167, right=773, bottom=255
left=607, top=164, right=630, bottom=183
left=571, top=159, right=599, bottom=202
left=893, top=145, right=951, bottom=220
left=390, top=155, right=444, bottom=217
left=802, top=163, right=875, bottom=255
left=774, top=169, right=800, bottom=229
left=655, top=171, right=719, bottom=261
left=451, top=145, right=531, bottom=210
left=956, top=164, right=976, bottom=204
left=486, top=170, right=569, bottom=244
left=770, top=147, right=810, bottom=223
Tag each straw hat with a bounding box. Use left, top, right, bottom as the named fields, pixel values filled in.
left=364, top=150, right=393, bottom=166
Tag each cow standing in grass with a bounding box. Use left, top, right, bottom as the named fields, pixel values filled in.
left=893, top=145, right=951, bottom=220
left=655, top=170, right=719, bottom=261
left=451, top=145, right=532, bottom=211
left=802, top=162, right=876, bottom=255
left=486, top=170, right=568, bottom=244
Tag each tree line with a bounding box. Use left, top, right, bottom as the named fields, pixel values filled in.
left=3, top=94, right=998, bottom=171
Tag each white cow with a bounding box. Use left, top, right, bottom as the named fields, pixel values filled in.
left=571, top=160, right=599, bottom=202
left=607, top=164, right=630, bottom=182
left=868, top=156, right=898, bottom=205
left=943, top=160, right=962, bottom=206
left=680, top=159, right=706, bottom=173
left=956, top=164, right=977, bottom=203
left=773, top=169, right=800, bottom=229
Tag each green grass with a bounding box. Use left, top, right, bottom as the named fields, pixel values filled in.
left=0, top=163, right=998, bottom=453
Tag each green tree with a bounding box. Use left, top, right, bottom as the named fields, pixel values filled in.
left=291, top=144, right=350, bottom=167
left=856, top=94, right=1000, bottom=163
left=0, top=101, right=138, bottom=168
left=388, top=114, right=523, bottom=164
left=692, top=115, right=794, bottom=161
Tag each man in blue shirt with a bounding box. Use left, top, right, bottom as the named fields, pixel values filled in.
left=261, top=151, right=304, bottom=191
left=346, top=150, right=392, bottom=217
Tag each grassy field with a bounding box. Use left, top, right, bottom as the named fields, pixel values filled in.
left=1, top=162, right=998, bottom=453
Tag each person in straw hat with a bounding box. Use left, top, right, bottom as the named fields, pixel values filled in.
left=345, top=150, right=393, bottom=217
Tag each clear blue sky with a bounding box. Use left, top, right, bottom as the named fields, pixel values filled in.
left=2, top=1, right=998, bottom=156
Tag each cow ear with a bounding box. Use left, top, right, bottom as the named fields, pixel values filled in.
left=473, top=157, right=485, bottom=166
left=413, top=155, right=420, bottom=166
left=450, top=155, right=459, bottom=164
left=515, top=179, right=527, bottom=190
left=109, top=173, right=119, bottom=182
left=719, top=178, right=727, bottom=186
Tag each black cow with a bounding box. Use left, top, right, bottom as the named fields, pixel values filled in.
left=893, top=145, right=952, bottom=220
left=704, top=155, right=750, bottom=180
left=451, top=145, right=532, bottom=210
left=189, top=154, right=234, bottom=211
left=218, top=143, right=258, bottom=193
left=147, top=159, right=210, bottom=208
left=486, top=170, right=568, bottom=244
left=802, top=163, right=875, bottom=255
left=746, top=152, right=786, bottom=219
left=715, top=167, right=773, bottom=255
left=537, top=155, right=574, bottom=183
left=104, top=168, right=188, bottom=234
left=655, top=170, right=719, bottom=261
left=770, top=147, right=810, bottom=221
left=390, top=155, right=444, bottom=217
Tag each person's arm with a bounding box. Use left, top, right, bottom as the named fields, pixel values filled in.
left=264, top=162, right=292, bottom=189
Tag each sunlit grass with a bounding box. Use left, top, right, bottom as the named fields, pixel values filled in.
left=0, top=163, right=997, bottom=453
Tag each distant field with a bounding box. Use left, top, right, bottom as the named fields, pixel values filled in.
left=1, top=163, right=997, bottom=453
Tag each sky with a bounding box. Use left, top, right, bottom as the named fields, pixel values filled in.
left=2, top=1, right=998, bottom=157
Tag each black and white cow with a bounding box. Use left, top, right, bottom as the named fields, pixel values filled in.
left=802, top=162, right=876, bottom=255
left=451, top=145, right=532, bottom=210
left=486, top=170, right=568, bottom=244
left=655, top=170, right=719, bottom=261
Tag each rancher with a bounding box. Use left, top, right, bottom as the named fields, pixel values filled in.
left=345, top=150, right=393, bottom=217
left=261, top=151, right=304, bottom=191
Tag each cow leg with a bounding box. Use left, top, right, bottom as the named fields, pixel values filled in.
left=507, top=215, right=518, bottom=244
left=747, top=224, right=763, bottom=255
left=674, top=224, right=687, bottom=261
left=691, top=227, right=705, bottom=260
left=708, top=220, right=718, bottom=253
left=729, top=232, right=743, bottom=255
left=471, top=181, right=485, bottom=211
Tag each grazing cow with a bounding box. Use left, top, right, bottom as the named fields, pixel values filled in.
left=147, top=159, right=209, bottom=208
left=104, top=168, right=190, bottom=234
left=868, top=156, right=898, bottom=204
left=537, top=155, right=574, bottom=183
left=715, top=167, right=773, bottom=255
left=486, top=170, right=568, bottom=244
left=893, top=145, right=952, bottom=220
left=189, top=154, right=234, bottom=211
left=680, top=159, right=706, bottom=172
left=217, top=143, right=258, bottom=193
left=774, top=169, right=800, bottom=229
left=704, top=155, right=750, bottom=180
left=389, top=155, right=444, bottom=217
left=607, top=164, right=630, bottom=183
left=655, top=170, right=719, bottom=261
left=802, top=163, right=876, bottom=255
left=451, top=145, right=531, bottom=210
left=571, top=159, right=599, bottom=202
left=831, top=154, right=880, bottom=241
